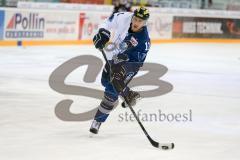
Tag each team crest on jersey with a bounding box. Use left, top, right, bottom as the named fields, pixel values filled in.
left=130, top=36, right=138, bottom=47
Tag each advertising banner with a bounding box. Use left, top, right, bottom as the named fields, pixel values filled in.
left=2, top=8, right=240, bottom=42
left=147, top=14, right=173, bottom=39
left=78, top=12, right=109, bottom=40
left=0, top=10, right=4, bottom=40
left=43, top=12, right=78, bottom=40
left=173, top=16, right=240, bottom=39
left=4, top=10, right=79, bottom=40
left=77, top=12, right=173, bottom=40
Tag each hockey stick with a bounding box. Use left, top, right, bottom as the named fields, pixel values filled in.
left=100, top=49, right=174, bottom=150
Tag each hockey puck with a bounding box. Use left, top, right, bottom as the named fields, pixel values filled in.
left=161, top=143, right=174, bottom=150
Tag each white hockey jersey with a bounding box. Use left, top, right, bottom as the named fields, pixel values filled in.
left=98, top=12, right=150, bottom=63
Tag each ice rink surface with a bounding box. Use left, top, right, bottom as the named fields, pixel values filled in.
left=0, top=43, right=240, bottom=160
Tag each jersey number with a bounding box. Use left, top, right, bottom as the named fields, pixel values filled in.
left=145, top=42, right=150, bottom=51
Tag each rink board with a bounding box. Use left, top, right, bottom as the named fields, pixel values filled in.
left=1, top=7, right=240, bottom=46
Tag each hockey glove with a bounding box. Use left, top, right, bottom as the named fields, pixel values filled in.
left=93, top=28, right=111, bottom=49
left=122, top=89, right=141, bottom=107
left=110, top=63, right=126, bottom=93
left=112, top=54, right=129, bottom=64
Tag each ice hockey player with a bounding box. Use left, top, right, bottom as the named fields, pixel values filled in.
left=90, top=6, right=151, bottom=134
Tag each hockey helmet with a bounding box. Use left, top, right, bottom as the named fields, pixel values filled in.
left=133, top=6, right=150, bottom=20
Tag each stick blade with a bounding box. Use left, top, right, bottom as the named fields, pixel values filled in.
left=150, top=139, right=174, bottom=150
